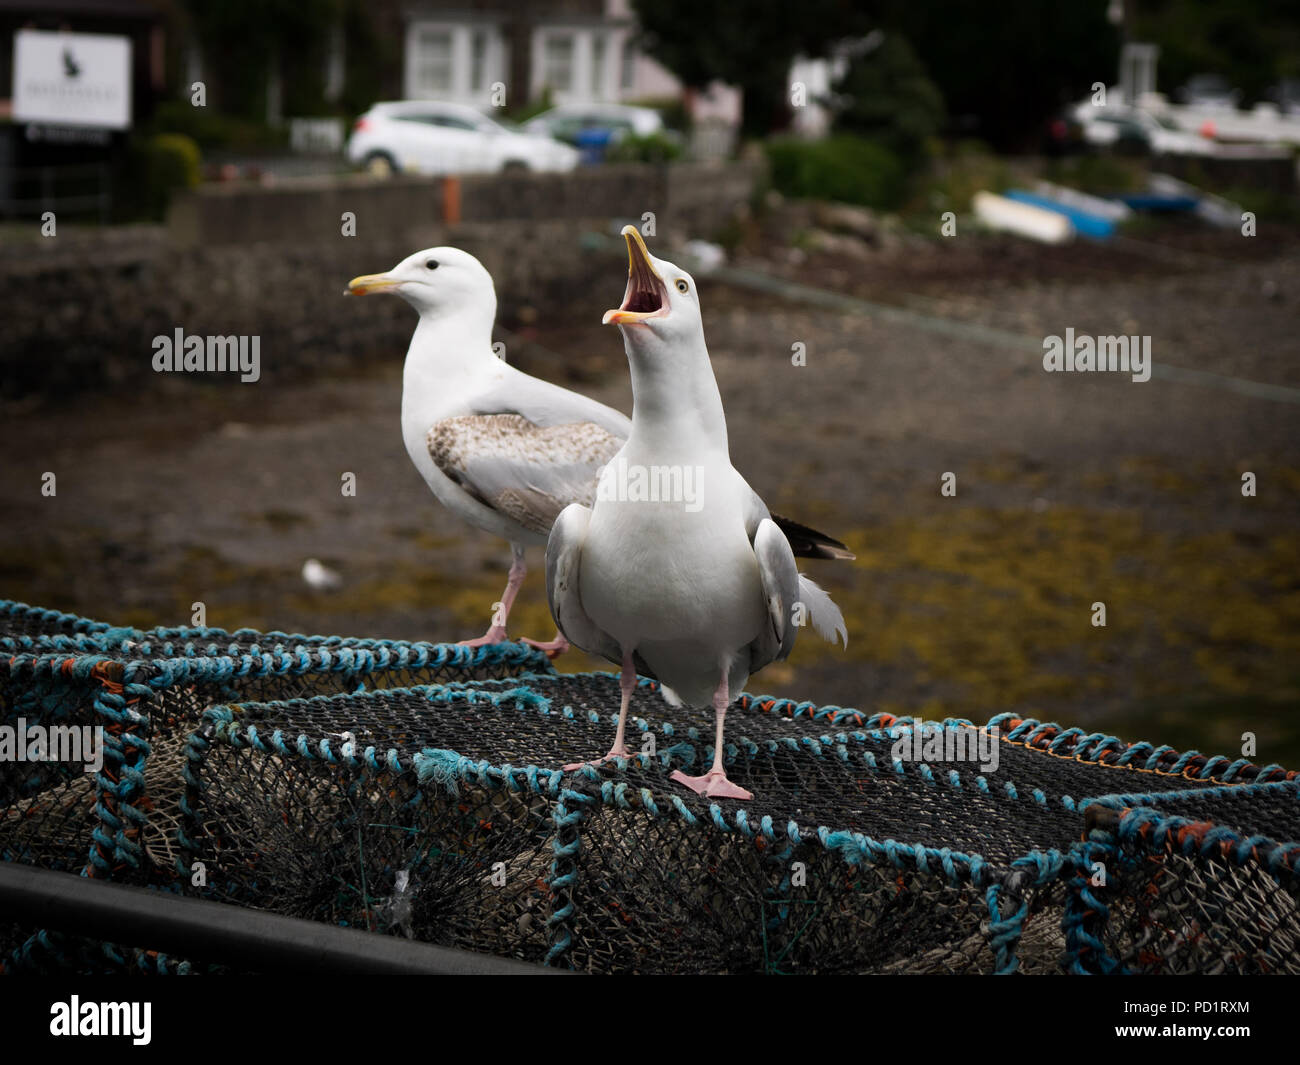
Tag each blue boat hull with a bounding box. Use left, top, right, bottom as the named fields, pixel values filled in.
left=1004, top=190, right=1117, bottom=238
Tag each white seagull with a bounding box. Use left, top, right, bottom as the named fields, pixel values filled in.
left=347, top=247, right=628, bottom=655
left=547, top=227, right=849, bottom=800
left=347, top=246, right=852, bottom=659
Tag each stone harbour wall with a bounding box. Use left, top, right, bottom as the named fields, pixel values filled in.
left=0, top=160, right=762, bottom=401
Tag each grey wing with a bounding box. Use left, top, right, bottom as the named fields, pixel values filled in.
left=546, top=503, right=622, bottom=665
left=470, top=372, right=632, bottom=440
left=741, top=483, right=773, bottom=541
left=749, top=517, right=800, bottom=673
left=428, top=413, right=623, bottom=537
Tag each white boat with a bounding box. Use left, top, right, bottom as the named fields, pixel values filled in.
left=972, top=191, right=1075, bottom=244
left=1147, top=173, right=1245, bottom=229
left=1032, top=180, right=1133, bottom=222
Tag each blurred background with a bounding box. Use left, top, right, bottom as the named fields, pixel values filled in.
left=1, top=0, right=1297, bottom=764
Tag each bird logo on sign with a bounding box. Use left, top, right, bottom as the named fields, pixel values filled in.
left=62, top=47, right=81, bottom=79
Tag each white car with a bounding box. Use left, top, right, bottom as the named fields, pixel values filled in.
left=1177, top=74, right=1241, bottom=110
left=1072, top=103, right=1215, bottom=156
left=522, top=103, right=665, bottom=145
left=346, top=101, right=579, bottom=176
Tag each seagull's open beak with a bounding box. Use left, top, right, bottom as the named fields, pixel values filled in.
left=603, top=225, right=667, bottom=326
left=345, top=272, right=402, bottom=296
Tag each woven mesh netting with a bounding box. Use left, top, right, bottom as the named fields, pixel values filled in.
left=485, top=670, right=880, bottom=724
left=5, top=603, right=1297, bottom=974
left=437, top=674, right=1260, bottom=799
left=1066, top=782, right=1300, bottom=975
left=0, top=607, right=552, bottom=973
left=0, top=597, right=491, bottom=661
left=168, top=679, right=1286, bottom=974
left=6, top=927, right=248, bottom=977
left=0, top=601, right=109, bottom=647
left=441, top=671, right=870, bottom=741
left=0, top=652, right=551, bottom=878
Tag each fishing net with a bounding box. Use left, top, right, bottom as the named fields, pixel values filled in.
left=1065, top=781, right=1300, bottom=974
left=0, top=600, right=552, bottom=972
left=0, top=597, right=508, bottom=660
left=172, top=677, right=1294, bottom=974
left=0, top=601, right=110, bottom=647
left=2, top=602, right=1296, bottom=975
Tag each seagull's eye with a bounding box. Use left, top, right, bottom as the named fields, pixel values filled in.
left=675, top=279, right=689, bottom=293
left=425, top=259, right=439, bottom=270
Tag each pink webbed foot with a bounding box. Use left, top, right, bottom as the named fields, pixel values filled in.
left=459, top=625, right=508, bottom=648
left=563, top=745, right=632, bottom=772
left=520, top=634, right=570, bottom=659
left=671, top=768, right=753, bottom=801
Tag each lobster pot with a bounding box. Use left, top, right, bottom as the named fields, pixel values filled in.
left=171, top=680, right=1281, bottom=974
left=177, top=685, right=590, bottom=966
left=0, top=616, right=550, bottom=974
left=0, top=600, right=111, bottom=651
left=3, top=602, right=1296, bottom=975
left=547, top=715, right=1243, bottom=975
left=1065, top=781, right=1300, bottom=974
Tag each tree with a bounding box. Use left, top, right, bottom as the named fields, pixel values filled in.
left=183, top=0, right=341, bottom=120
left=872, top=0, right=1120, bottom=151
left=1130, top=0, right=1300, bottom=103
left=631, top=0, right=876, bottom=137
left=833, top=33, right=945, bottom=165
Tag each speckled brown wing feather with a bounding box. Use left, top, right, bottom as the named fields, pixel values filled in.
left=427, top=413, right=623, bottom=536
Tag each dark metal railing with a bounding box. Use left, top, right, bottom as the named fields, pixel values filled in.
left=0, top=863, right=563, bottom=975
left=0, top=162, right=111, bottom=222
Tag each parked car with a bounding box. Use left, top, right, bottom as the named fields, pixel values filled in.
left=522, top=103, right=665, bottom=146
left=1177, top=74, right=1242, bottom=109
left=346, top=101, right=579, bottom=176
left=1072, top=103, right=1214, bottom=156
left=1266, top=78, right=1300, bottom=115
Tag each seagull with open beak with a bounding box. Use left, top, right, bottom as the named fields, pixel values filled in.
left=547, top=227, right=848, bottom=800
left=346, top=243, right=851, bottom=660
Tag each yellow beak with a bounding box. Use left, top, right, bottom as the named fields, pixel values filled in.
left=346, top=272, right=402, bottom=296
left=603, top=225, right=665, bottom=325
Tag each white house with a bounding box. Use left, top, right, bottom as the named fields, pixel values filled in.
left=400, top=0, right=713, bottom=109
left=402, top=15, right=510, bottom=104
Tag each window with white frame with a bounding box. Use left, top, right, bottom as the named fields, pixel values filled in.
left=620, top=38, right=636, bottom=92
left=414, top=28, right=453, bottom=94
left=543, top=33, right=575, bottom=93
left=470, top=29, right=489, bottom=93
left=591, top=34, right=606, bottom=98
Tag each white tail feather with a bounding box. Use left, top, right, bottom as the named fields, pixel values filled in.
left=798, top=575, right=848, bottom=648
left=659, top=684, right=683, bottom=707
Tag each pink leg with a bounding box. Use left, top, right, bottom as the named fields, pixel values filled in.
left=671, top=672, right=752, bottom=801
left=520, top=629, right=570, bottom=659
left=564, top=650, right=636, bottom=770
left=460, top=544, right=525, bottom=647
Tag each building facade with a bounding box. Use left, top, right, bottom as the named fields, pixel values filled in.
left=400, top=0, right=682, bottom=108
